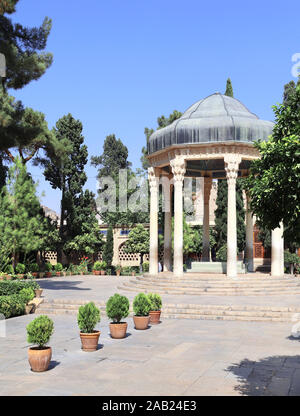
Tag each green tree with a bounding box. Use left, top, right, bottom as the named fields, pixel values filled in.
left=43, top=114, right=102, bottom=261
left=245, top=78, right=300, bottom=244
left=102, top=225, right=113, bottom=268
left=0, top=0, right=52, bottom=90
left=92, top=134, right=148, bottom=226
left=0, top=157, right=48, bottom=267
left=224, top=78, right=234, bottom=97
left=214, top=179, right=246, bottom=252
left=124, top=224, right=149, bottom=272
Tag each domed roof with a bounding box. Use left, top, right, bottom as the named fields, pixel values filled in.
left=148, top=93, right=274, bottom=154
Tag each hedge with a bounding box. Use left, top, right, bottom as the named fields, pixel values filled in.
left=0, top=281, right=39, bottom=297
left=0, top=294, right=25, bottom=318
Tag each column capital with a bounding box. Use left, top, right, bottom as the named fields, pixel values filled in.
left=170, top=156, right=186, bottom=185
left=224, top=154, right=242, bottom=187
left=148, top=167, right=160, bottom=191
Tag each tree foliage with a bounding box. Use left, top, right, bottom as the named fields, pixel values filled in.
left=102, top=225, right=113, bottom=267
left=245, top=78, right=300, bottom=244
left=124, top=224, right=149, bottom=271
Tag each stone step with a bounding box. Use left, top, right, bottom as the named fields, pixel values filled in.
left=136, top=275, right=299, bottom=284
left=117, top=285, right=300, bottom=296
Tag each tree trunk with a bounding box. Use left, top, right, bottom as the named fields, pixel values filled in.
left=140, top=253, right=143, bottom=274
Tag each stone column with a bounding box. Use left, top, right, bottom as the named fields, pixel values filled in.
left=271, top=223, right=284, bottom=277
left=170, top=156, right=186, bottom=277
left=162, top=177, right=172, bottom=272
left=148, top=167, right=159, bottom=275
left=245, top=193, right=254, bottom=272
left=224, top=154, right=241, bottom=278
left=202, top=177, right=212, bottom=261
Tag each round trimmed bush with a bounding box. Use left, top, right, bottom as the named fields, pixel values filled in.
left=77, top=302, right=100, bottom=333
left=147, top=293, right=162, bottom=311
left=45, top=263, right=53, bottom=272
left=133, top=293, right=151, bottom=317
left=19, top=288, right=35, bottom=304
left=15, top=263, right=25, bottom=274
left=93, top=261, right=102, bottom=271
left=54, top=263, right=63, bottom=272
left=106, top=293, right=129, bottom=323
left=27, top=315, right=54, bottom=348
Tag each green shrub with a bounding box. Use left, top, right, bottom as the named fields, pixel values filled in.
left=28, top=263, right=39, bottom=273
left=133, top=293, right=151, bottom=316
left=4, top=264, right=14, bottom=275
left=121, top=266, right=131, bottom=275
left=0, top=294, right=25, bottom=318
left=27, top=315, right=54, bottom=348
left=131, top=266, right=139, bottom=274
left=115, top=264, right=122, bottom=272
left=15, top=263, right=25, bottom=274
left=142, top=262, right=149, bottom=273
left=216, top=244, right=227, bottom=262
left=0, top=280, right=39, bottom=296
left=106, top=293, right=130, bottom=323
left=77, top=302, right=100, bottom=333
left=45, top=262, right=53, bottom=272
left=19, top=288, right=35, bottom=304
left=147, top=293, right=162, bottom=311
left=54, top=263, right=63, bottom=272
left=93, top=261, right=102, bottom=271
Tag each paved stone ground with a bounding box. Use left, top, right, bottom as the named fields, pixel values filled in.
left=1, top=313, right=300, bottom=396
left=37, top=275, right=300, bottom=307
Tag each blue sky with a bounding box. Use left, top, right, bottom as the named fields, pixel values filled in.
left=11, top=0, right=300, bottom=213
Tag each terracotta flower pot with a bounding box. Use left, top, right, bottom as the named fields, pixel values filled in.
left=39, top=272, right=44, bottom=279
left=17, top=274, right=24, bottom=279
left=116, top=270, right=121, bottom=276
left=100, top=270, right=106, bottom=275
left=5, top=275, right=12, bottom=280
left=93, top=270, right=100, bottom=275
left=149, top=310, right=161, bottom=325
left=109, top=322, right=128, bottom=339
left=55, top=272, right=61, bottom=277
left=32, top=272, right=38, bottom=278
left=34, top=289, right=43, bottom=298
left=79, top=331, right=100, bottom=352
left=63, top=272, right=67, bottom=277
left=131, top=272, right=136, bottom=276
left=45, top=272, right=52, bottom=278
left=28, top=347, right=52, bottom=372
left=133, top=315, right=150, bottom=330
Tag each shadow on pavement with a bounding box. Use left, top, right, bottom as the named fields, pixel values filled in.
left=225, top=355, right=300, bottom=396
left=37, top=280, right=90, bottom=292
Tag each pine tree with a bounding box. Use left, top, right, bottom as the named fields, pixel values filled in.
left=0, top=157, right=48, bottom=267
left=0, top=0, right=53, bottom=90
left=103, top=225, right=114, bottom=268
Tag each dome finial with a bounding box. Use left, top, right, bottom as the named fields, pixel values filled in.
left=225, top=78, right=234, bottom=98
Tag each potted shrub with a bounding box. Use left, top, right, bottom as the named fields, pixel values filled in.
left=27, top=315, right=54, bottom=372
left=93, top=261, right=102, bottom=275
left=28, top=263, right=39, bottom=277
left=148, top=293, right=162, bottom=325
left=115, top=264, right=122, bottom=277
left=19, top=288, right=35, bottom=314
left=16, top=263, right=25, bottom=279
left=132, top=293, right=151, bottom=330
left=77, top=302, right=101, bottom=352
left=106, top=293, right=130, bottom=339
left=54, top=262, right=63, bottom=276
left=4, top=264, right=14, bottom=280
left=34, top=284, right=43, bottom=298
left=100, top=261, right=107, bottom=276
left=44, top=262, right=53, bottom=277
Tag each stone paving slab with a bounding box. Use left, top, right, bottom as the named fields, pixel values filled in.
left=1, top=314, right=300, bottom=395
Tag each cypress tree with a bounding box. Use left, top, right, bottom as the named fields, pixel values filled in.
left=103, top=225, right=114, bottom=268
left=224, top=78, right=234, bottom=98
